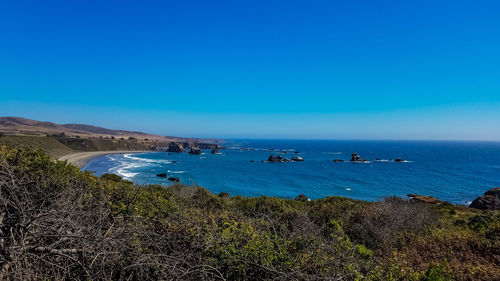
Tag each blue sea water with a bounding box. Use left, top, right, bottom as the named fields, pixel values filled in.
left=83, top=140, right=500, bottom=204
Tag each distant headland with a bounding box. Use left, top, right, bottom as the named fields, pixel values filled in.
left=0, top=116, right=222, bottom=166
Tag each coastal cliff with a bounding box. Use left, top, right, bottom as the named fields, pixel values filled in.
left=0, top=116, right=223, bottom=158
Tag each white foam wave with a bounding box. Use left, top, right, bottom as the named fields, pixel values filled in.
left=116, top=168, right=139, bottom=179
left=123, top=154, right=171, bottom=164
left=168, top=170, right=186, bottom=174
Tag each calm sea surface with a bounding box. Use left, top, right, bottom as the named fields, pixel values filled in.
left=83, top=140, right=500, bottom=204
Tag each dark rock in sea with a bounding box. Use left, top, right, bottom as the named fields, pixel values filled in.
left=333, top=159, right=345, bottom=162
left=168, top=177, right=180, bottom=182
left=376, top=158, right=381, bottom=161
left=171, top=161, right=177, bottom=163
left=350, top=152, right=368, bottom=162
left=218, top=192, right=230, bottom=198
left=295, top=194, right=310, bottom=202
left=294, top=151, right=300, bottom=154
left=167, top=142, right=185, bottom=153
left=281, top=150, right=287, bottom=154
left=292, top=156, right=304, bottom=161
left=395, top=158, right=405, bottom=162
left=267, top=154, right=283, bottom=162
left=156, top=173, right=167, bottom=178
left=250, top=160, right=255, bottom=162
left=283, top=158, right=291, bottom=162
left=211, top=147, right=219, bottom=154
left=189, top=147, right=202, bottom=155
left=469, top=187, right=500, bottom=210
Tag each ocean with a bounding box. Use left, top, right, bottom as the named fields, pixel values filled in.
left=82, top=140, right=500, bottom=205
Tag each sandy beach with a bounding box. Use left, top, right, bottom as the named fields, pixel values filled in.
left=59, top=150, right=149, bottom=168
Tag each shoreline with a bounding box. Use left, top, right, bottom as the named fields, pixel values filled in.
left=59, top=150, right=150, bottom=168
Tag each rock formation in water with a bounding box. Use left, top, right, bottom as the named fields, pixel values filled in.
left=267, top=154, right=283, bottom=162
left=189, top=147, right=202, bottom=155
left=167, top=142, right=185, bottom=153
left=295, top=194, right=310, bottom=202
left=350, top=152, right=368, bottom=162
left=469, top=187, right=500, bottom=210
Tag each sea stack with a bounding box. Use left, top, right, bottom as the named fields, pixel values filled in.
left=350, top=152, right=368, bottom=162
left=267, top=154, right=283, bottom=162
left=189, top=147, right=202, bottom=155
left=167, top=142, right=185, bottom=153
left=295, top=194, right=310, bottom=202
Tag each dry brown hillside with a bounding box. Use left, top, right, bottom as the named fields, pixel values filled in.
left=0, top=117, right=222, bottom=157
left=0, top=116, right=217, bottom=143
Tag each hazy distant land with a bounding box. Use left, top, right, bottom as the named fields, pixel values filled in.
left=0, top=116, right=221, bottom=163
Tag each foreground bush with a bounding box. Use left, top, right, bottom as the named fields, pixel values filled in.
left=0, top=146, right=498, bottom=280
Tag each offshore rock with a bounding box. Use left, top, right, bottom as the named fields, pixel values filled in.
left=189, top=147, right=202, bottom=155
left=267, top=154, right=283, bottom=162
left=167, top=142, right=185, bottom=153
left=469, top=187, right=500, bottom=210
left=295, top=194, right=310, bottom=202
left=350, top=152, right=368, bottom=162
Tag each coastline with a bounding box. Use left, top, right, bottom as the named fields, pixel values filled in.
left=59, top=150, right=150, bottom=168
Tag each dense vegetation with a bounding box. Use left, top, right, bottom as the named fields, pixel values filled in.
left=0, top=146, right=498, bottom=280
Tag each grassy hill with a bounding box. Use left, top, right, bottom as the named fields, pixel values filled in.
left=0, top=116, right=222, bottom=158
left=0, top=116, right=219, bottom=144
left=0, top=135, right=76, bottom=157
left=0, top=135, right=154, bottom=157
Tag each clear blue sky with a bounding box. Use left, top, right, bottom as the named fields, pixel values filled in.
left=1, top=0, right=499, bottom=140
